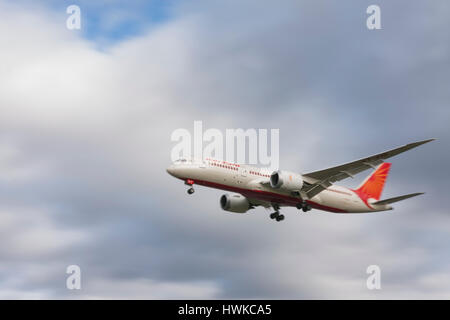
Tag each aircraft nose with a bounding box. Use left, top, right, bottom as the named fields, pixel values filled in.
left=166, top=165, right=176, bottom=177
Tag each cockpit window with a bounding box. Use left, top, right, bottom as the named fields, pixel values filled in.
left=174, top=158, right=188, bottom=164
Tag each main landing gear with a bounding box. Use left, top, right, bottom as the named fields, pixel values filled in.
left=269, top=204, right=285, bottom=222
left=270, top=211, right=285, bottom=222
left=296, top=201, right=312, bottom=212
left=187, top=187, right=195, bottom=195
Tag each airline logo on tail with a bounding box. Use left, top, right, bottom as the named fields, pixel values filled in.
left=353, top=162, right=391, bottom=207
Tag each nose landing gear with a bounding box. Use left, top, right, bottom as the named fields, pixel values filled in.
left=185, top=179, right=195, bottom=195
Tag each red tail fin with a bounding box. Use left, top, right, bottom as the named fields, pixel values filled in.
left=355, top=162, right=391, bottom=201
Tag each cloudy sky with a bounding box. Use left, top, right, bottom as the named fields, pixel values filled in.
left=0, top=0, right=449, bottom=299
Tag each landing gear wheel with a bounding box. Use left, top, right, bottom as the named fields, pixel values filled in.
left=187, top=187, right=195, bottom=195
left=276, top=214, right=285, bottom=222
left=270, top=212, right=279, bottom=220
left=298, top=201, right=312, bottom=212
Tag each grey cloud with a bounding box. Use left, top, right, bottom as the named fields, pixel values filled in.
left=0, top=0, right=449, bottom=299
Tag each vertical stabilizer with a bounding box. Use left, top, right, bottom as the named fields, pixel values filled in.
left=354, top=162, right=391, bottom=201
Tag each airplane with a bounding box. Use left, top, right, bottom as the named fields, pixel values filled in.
left=166, top=139, right=434, bottom=222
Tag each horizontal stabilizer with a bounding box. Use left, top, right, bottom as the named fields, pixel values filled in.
left=372, top=192, right=424, bottom=205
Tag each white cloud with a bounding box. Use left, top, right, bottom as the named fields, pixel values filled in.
left=0, top=207, right=89, bottom=257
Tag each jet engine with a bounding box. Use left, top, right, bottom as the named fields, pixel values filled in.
left=270, top=170, right=304, bottom=191
left=220, top=194, right=251, bottom=213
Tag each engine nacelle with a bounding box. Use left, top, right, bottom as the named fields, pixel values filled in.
left=270, top=170, right=304, bottom=191
left=220, top=194, right=250, bottom=213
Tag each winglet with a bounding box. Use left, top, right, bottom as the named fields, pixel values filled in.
left=388, top=138, right=436, bottom=157
left=408, top=138, right=435, bottom=147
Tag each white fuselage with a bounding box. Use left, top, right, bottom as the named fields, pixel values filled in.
left=167, top=158, right=392, bottom=214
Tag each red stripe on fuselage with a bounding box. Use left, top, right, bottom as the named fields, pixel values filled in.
left=179, top=177, right=347, bottom=213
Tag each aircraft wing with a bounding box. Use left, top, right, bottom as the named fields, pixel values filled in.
left=301, top=139, right=434, bottom=199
